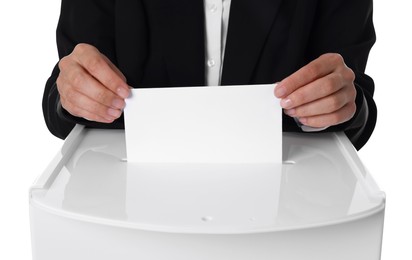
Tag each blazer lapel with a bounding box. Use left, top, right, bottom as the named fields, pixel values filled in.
left=222, top=0, right=284, bottom=85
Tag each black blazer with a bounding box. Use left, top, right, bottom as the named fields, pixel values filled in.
left=43, top=0, right=376, bottom=150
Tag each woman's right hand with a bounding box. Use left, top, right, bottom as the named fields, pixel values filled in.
left=57, top=43, right=130, bottom=123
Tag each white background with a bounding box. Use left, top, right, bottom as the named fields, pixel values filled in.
left=0, top=1, right=410, bottom=259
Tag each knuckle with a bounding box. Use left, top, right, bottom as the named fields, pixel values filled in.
left=306, top=63, right=321, bottom=78
left=74, top=43, right=94, bottom=54
left=331, top=103, right=356, bottom=125
left=291, top=90, right=306, bottom=105
left=56, top=79, right=69, bottom=98
left=329, top=96, right=341, bottom=110
left=322, top=77, right=337, bottom=95
left=71, top=73, right=85, bottom=89
left=96, top=89, right=110, bottom=104
left=345, top=67, right=356, bottom=82
left=56, top=76, right=64, bottom=92
left=321, top=53, right=332, bottom=60
left=348, top=102, right=357, bottom=117
left=85, top=56, right=103, bottom=74
left=59, top=96, right=69, bottom=109
left=74, top=43, right=85, bottom=53
left=329, top=53, right=344, bottom=65
left=107, top=76, right=122, bottom=89
left=348, top=85, right=357, bottom=101
left=341, top=85, right=357, bottom=106
left=58, top=56, right=70, bottom=70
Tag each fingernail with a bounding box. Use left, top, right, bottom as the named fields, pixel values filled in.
left=117, top=87, right=130, bottom=99
left=280, top=98, right=293, bottom=109
left=108, top=108, right=121, bottom=118
left=112, top=98, right=125, bottom=109
left=275, top=85, right=287, bottom=98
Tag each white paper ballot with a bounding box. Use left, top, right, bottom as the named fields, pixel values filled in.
left=124, top=84, right=282, bottom=164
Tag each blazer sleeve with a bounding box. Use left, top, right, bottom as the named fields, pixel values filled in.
left=306, top=0, right=377, bottom=149
left=42, top=0, right=122, bottom=139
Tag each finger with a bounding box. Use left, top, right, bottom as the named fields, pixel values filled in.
left=70, top=66, right=126, bottom=110
left=101, top=54, right=127, bottom=83
left=275, top=53, right=343, bottom=98
left=284, top=85, right=356, bottom=118
left=62, top=98, right=115, bottom=123
left=279, top=72, right=345, bottom=110
left=72, top=44, right=130, bottom=99
left=298, top=102, right=356, bottom=128
left=60, top=89, right=121, bottom=122
left=59, top=61, right=126, bottom=110
left=60, top=90, right=122, bottom=123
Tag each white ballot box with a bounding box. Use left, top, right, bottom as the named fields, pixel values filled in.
left=29, top=125, right=385, bottom=260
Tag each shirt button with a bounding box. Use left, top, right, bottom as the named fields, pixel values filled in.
left=207, top=59, right=216, bottom=67
left=209, top=4, right=218, bottom=13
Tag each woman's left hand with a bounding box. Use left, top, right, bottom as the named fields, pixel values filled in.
left=275, top=53, right=357, bottom=128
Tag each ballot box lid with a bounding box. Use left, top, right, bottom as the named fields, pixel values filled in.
left=30, top=125, right=385, bottom=234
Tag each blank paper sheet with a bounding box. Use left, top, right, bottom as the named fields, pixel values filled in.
left=124, top=84, right=282, bottom=164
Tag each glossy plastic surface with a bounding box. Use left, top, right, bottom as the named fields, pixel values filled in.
left=30, top=126, right=385, bottom=234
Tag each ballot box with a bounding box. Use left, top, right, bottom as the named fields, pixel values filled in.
left=29, top=125, right=385, bottom=260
